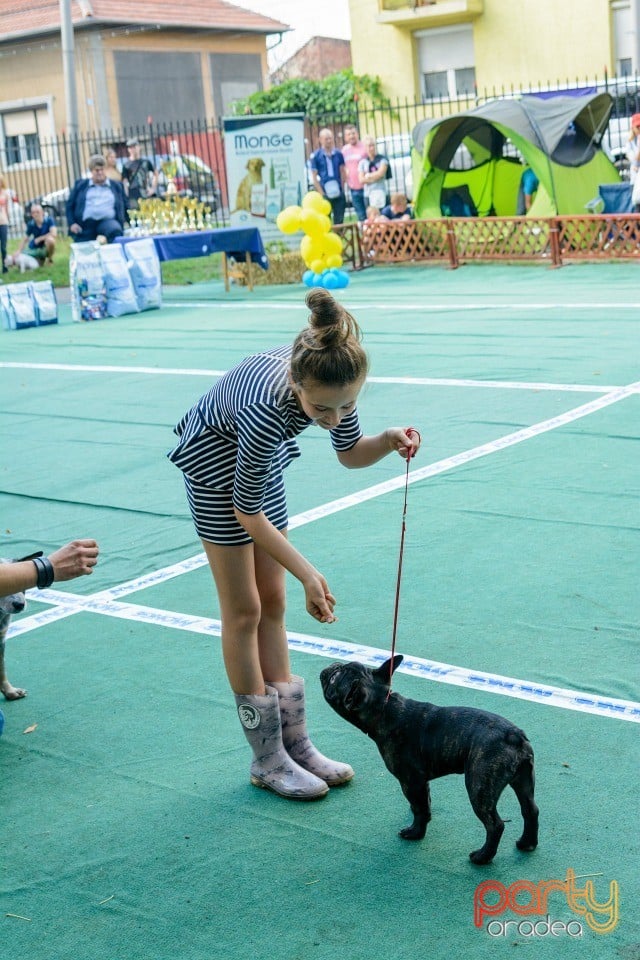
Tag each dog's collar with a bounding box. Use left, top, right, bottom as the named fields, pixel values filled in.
left=13, top=551, right=43, bottom=563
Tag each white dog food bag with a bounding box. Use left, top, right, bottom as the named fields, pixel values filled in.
left=7, top=282, right=38, bottom=329
left=123, top=238, right=162, bottom=311
left=99, top=244, right=140, bottom=317
left=69, top=241, right=108, bottom=322
left=30, top=280, right=58, bottom=326
left=0, top=286, right=16, bottom=329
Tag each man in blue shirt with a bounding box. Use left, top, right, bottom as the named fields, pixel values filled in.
left=16, top=202, right=57, bottom=263
left=309, top=128, right=347, bottom=224
left=66, top=154, right=128, bottom=242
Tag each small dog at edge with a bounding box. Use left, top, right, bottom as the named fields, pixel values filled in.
left=0, top=560, right=28, bottom=701
left=320, top=655, right=539, bottom=865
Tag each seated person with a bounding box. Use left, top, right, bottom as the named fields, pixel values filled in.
left=364, top=204, right=387, bottom=225
left=16, top=203, right=57, bottom=264
left=380, top=193, right=414, bottom=221
left=66, top=154, right=128, bottom=243
left=362, top=204, right=388, bottom=255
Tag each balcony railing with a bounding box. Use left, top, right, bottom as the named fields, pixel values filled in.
left=378, top=0, right=484, bottom=27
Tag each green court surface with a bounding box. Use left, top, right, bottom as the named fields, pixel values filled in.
left=1, top=263, right=638, bottom=960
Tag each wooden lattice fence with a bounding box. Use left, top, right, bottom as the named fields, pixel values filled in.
left=335, top=215, right=640, bottom=270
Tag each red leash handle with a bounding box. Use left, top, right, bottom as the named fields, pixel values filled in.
left=405, top=426, right=420, bottom=458
left=387, top=427, right=419, bottom=693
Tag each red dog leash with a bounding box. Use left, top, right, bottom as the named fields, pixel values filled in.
left=387, top=427, right=420, bottom=694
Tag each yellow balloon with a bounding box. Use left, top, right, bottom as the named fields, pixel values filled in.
left=300, top=235, right=324, bottom=263
left=310, top=258, right=326, bottom=274
left=276, top=206, right=302, bottom=235
left=322, top=232, right=343, bottom=256
left=302, top=192, right=332, bottom=216
left=300, top=209, right=331, bottom=237
left=326, top=254, right=343, bottom=269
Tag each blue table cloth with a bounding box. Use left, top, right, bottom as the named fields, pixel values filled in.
left=115, top=227, right=269, bottom=269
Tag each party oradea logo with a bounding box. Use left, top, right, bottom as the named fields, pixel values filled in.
left=474, top=869, right=619, bottom=938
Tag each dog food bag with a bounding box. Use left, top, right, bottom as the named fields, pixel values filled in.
left=123, top=238, right=162, bottom=311
left=0, top=287, right=15, bottom=330
left=30, top=280, right=58, bottom=326
left=8, top=282, right=38, bottom=329
left=70, top=241, right=108, bottom=322
left=99, top=245, right=139, bottom=318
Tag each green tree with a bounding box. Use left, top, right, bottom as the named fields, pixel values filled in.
left=232, top=69, right=393, bottom=122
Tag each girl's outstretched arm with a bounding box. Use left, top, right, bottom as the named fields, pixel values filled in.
left=337, top=427, right=420, bottom=469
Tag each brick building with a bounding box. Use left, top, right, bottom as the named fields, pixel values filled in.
left=271, top=37, right=351, bottom=85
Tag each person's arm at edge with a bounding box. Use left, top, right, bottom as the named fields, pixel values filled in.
left=0, top=539, right=99, bottom=595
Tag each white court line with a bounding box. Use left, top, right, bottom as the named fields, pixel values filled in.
left=10, top=594, right=639, bottom=723
left=8, top=379, right=638, bottom=722
left=0, top=362, right=623, bottom=394
left=162, top=300, right=629, bottom=312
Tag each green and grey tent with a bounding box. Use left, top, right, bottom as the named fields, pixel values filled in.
left=412, top=93, right=621, bottom=218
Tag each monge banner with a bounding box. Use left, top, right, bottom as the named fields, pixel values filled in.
left=222, top=113, right=307, bottom=245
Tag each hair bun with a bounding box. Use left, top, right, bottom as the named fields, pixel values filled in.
left=305, top=288, right=340, bottom=324
left=291, top=288, right=367, bottom=387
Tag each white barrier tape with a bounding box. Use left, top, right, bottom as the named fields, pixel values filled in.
left=10, top=594, right=639, bottom=723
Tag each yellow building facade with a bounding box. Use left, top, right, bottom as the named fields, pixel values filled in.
left=348, top=0, right=633, bottom=101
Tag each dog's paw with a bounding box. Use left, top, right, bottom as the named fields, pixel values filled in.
left=515, top=838, right=538, bottom=852
left=469, top=848, right=494, bottom=865
left=1, top=682, right=27, bottom=701
left=399, top=824, right=426, bottom=841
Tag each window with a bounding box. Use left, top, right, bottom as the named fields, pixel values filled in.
left=612, top=2, right=634, bottom=75
left=423, top=71, right=449, bottom=99
left=0, top=104, right=55, bottom=168
left=455, top=67, right=476, bottom=97
left=417, top=24, right=476, bottom=101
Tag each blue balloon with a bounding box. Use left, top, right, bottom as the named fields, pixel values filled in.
left=334, top=270, right=350, bottom=288
left=311, top=273, right=325, bottom=287
left=302, top=270, right=315, bottom=287
left=323, top=272, right=339, bottom=289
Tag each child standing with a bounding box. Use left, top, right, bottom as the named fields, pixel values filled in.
left=168, top=289, right=421, bottom=800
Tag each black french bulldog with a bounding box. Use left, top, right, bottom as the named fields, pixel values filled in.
left=320, top=655, right=539, bottom=865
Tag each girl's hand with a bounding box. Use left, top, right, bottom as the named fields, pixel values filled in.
left=303, top=571, right=337, bottom=623
left=387, top=427, right=422, bottom=460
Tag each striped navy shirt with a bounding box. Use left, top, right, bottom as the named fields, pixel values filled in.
left=168, top=344, right=362, bottom=515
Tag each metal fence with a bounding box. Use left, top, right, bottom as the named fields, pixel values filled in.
left=2, top=117, right=228, bottom=238
left=3, top=73, right=639, bottom=238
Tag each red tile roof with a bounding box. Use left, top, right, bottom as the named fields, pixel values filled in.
left=0, top=0, right=290, bottom=42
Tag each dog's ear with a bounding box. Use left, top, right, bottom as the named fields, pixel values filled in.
left=372, top=654, right=403, bottom=684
